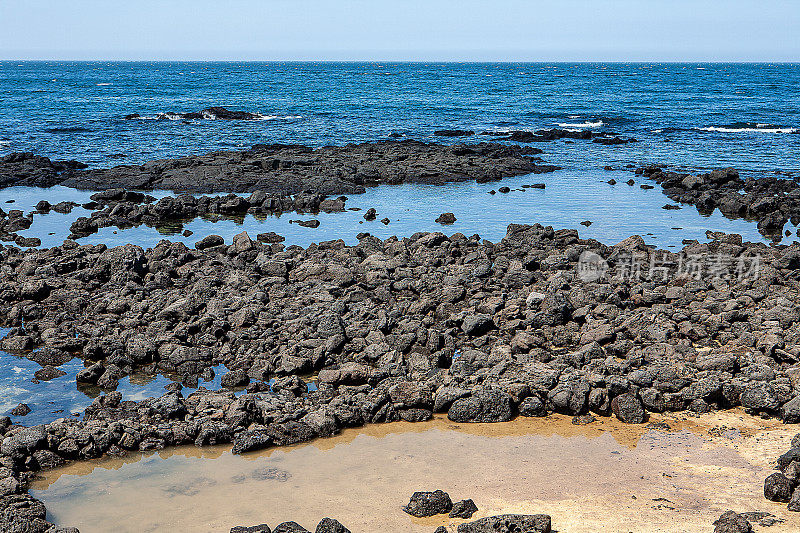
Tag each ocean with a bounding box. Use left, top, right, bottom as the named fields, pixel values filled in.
left=1, top=61, right=799, bottom=173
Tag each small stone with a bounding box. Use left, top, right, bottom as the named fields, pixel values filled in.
left=519, top=396, right=546, bottom=417
left=572, top=414, right=596, bottom=425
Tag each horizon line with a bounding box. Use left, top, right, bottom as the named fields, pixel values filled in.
left=2, top=58, right=800, bottom=65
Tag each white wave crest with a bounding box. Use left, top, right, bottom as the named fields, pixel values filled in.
left=699, top=126, right=797, bottom=134
left=96, top=83, right=112, bottom=86
left=556, top=120, right=604, bottom=129
left=254, top=114, right=303, bottom=121
left=131, top=113, right=184, bottom=121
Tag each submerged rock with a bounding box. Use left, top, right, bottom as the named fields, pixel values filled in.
left=231, top=525, right=271, bottom=533
left=457, top=514, right=552, bottom=533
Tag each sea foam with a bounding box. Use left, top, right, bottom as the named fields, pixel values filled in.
left=699, top=122, right=796, bottom=134
left=556, top=120, right=604, bottom=129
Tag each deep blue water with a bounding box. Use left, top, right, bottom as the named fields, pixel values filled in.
left=1, top=62, right=799, bottom=173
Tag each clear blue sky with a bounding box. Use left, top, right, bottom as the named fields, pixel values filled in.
left=1, top=0, right=798, bottom=61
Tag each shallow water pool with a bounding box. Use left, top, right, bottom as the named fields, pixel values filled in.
left=30, top=411, right=799, bottom=533
left=3, top=168, right=795, bottom=251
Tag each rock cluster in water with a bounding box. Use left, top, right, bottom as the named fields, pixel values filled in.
left=0, top=141, right=557, bottom=193
left=1, top=223, right=800, bottom=530
left=124, top=107, right=267, bottom=121
left=65, top=189, right=349, bottom=239
left=487, top=128, right=636, bottom=145
left=638, top=165, right=800, bottom=241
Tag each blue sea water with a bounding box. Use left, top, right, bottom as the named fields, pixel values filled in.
left=1, top=62, right=799, bottom=172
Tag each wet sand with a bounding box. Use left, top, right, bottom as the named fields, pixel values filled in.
left=30, top=411, right=798, bottom=533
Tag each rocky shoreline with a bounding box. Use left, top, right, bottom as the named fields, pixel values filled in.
left=1, top=220, right=800, bottom=530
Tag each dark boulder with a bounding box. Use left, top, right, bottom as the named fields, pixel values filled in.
left=402, top=490, right=453, bottom=517
left=76, top=362, right=105, bottom=385
left=450, top=499, right=478, bottom=519
left=33, top=366, right=67, bottom=381
left=764, top=472, right=793, bottom=502
left=435, top=130, right=474, bottom=137
left=0, top=425, right=47, bottom=459
left=9, top=404, right=30, bottom=417
left=611, top=393, right=646, bottom=424
left=231, top=430, right=272, bottom=455
left=448, top=390, right=513, bottom=423
left=435, top=213, right=457, bottom=225
left=273, top=522, right=310, bottom=533
left=221, top=369, right=250, bottom=388
left=195, top=234, right=225, bottom=250
left=461, top=314, right=495, bottom=336
left=713, top=511, right=752, bottom=533
left=315, top=518, right=351, bottom=533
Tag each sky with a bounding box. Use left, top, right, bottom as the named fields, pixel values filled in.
left=0, top=0, right=798, bottom=62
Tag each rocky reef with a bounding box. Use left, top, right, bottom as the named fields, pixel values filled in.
left=0, top=141, right=557, bottom=194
